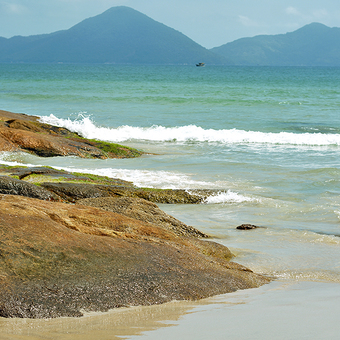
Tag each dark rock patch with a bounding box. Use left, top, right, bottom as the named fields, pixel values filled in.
left=236, top=224, right=260, bottom=230
left=41, top=182, right=211, bottom=204
left=3, top=166, right=78, bottom=180
left=0, top=175, right=60, bottom=201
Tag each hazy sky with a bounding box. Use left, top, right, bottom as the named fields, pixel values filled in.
left=1, top=0, right=339, bottom=48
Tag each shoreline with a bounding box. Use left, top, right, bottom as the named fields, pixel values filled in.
left=2, top=281, right=339, bottom=339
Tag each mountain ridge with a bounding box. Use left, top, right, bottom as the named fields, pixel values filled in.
left=0, top=6, right=226, bottom=64
left=211, top=22, right=340, bottom=66
left=1, top=7, right=340, bottom=66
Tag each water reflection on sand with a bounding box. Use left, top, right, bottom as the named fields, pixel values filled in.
left=1, top=281, right=340, bottom=340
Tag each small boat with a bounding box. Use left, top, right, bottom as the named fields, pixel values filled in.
left=196, top=62, right=205, bottom=67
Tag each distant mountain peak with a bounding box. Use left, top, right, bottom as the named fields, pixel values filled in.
left=291, top=22, right=330, bottom=35
left=298, top=22, right=328, bottom=29
left=0, top=6, right=226, bottom=64
left=211, top=22, right=340, bottom=66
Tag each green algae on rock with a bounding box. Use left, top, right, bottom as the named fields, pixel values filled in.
left=0, top=165, right=134, bottom=187
left=0, top=110, right=143, bottom=159
left=0, top=165, right=218, bottom=204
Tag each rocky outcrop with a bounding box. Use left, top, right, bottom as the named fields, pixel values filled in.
left=0, top=110, right=143, bottom=158
left=0, top=166, right=212, bottom=204
left=0, top=139, right=271, bottom=318
left=0, top=166, right=133, bottom=187
left=0, top=171, right=209, bottom=238
left=0, top=195, right=270, bottom=318
left=77, top=196, right=208, bottom=238
left=41, top=182, right=208, bottom=204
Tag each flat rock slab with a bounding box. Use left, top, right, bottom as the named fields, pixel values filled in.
left=77, top=196, right=208, bottom=238
left=0, top=166, right=134, bottom=187
left=41, top=182, right=211, bottom=204
left=0, top=195, right=270, bottom=318
left=0, top=167, right=218, bottom=205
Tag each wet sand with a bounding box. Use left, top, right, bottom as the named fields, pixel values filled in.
left=1, top=280, right=340, bottom=340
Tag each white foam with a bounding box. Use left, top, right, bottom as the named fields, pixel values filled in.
left=335, top=210, right=340, bottom=220
left=0, top=154, right=259, bottom=205
left=0, top=151, right=234, bottom=190
left=0, top=152, right=37, bottom=167
left=46, top=166, right=213, bottom=189
left=39, top=114, right=340, bottom=146
left=203, top=190, right=257, bottom=204
left=0, top=153, right=212, bottom=189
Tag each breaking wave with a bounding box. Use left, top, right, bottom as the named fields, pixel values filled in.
left=203, top=190, right=258, bottom=204
left=0, top=154, right=258, bottom=204
left=39, top=114, right=340, bottom=146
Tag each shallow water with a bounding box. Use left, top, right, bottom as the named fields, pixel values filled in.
left=0, top=64, right=340, bottom=338
left=1, top=281, right=339, bottom=340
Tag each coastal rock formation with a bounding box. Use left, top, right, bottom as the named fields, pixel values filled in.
left=0, top=195, right=270, bottom=318
left=0, top=111, right=271, bottom=318
left=41, top=182, right=206, bottom=204
left=0, top=166, right=212, bottom=204
left=0, top=166, right=134, bottom=187
left=77, top=196, right=208, bottom=238
left=0, top=110, right=143, bottom=159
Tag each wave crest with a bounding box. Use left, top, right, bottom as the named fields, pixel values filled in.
left=203, top=190, right=257, bottom=204
left=39, top=114, right=340, bottom=146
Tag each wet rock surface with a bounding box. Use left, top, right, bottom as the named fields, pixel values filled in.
left=77, top=196, right=208, bottom=238
left=0, top=175, right=60, bottom=201
left=0, top=195, right=270, bottom=318
left=0, top=166, right=214, bottom=204
left=236, top=224, right=260, bottom=230
left=41, top=182, right=210, bottom=204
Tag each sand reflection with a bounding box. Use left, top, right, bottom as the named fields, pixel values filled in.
left=2, top=281, right=340, bottom=340
left=0, top=299, right=203, bottom=340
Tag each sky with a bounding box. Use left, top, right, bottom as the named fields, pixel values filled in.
left=0, top=0, right=340, bottom=48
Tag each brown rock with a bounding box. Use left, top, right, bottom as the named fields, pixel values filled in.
left=5, top=119, right=45, bottom=133
left=5, top=118, right=76, bottom=136
left=77, top=196, right=208, bottom=238
left=0, top=195, right=270, bottom=318
left=0, top=110, right=143, bottom=159
left=0, top=135, right=20, bottom=152
left=0, top=110, right=39, bottom=122
left=0, top=126, right=106, bottom=158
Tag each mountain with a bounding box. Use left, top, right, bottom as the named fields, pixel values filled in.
left=211, top=23, right=340, bottom=66
left=0, top=6, right=225, bottom=64
left=2, top=9, right=339, bottom=66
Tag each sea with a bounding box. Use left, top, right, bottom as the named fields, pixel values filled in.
left=0, top=63, right=340, bottom=339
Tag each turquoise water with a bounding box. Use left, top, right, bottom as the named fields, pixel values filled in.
left=1, top=64, right=340, bottom=338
